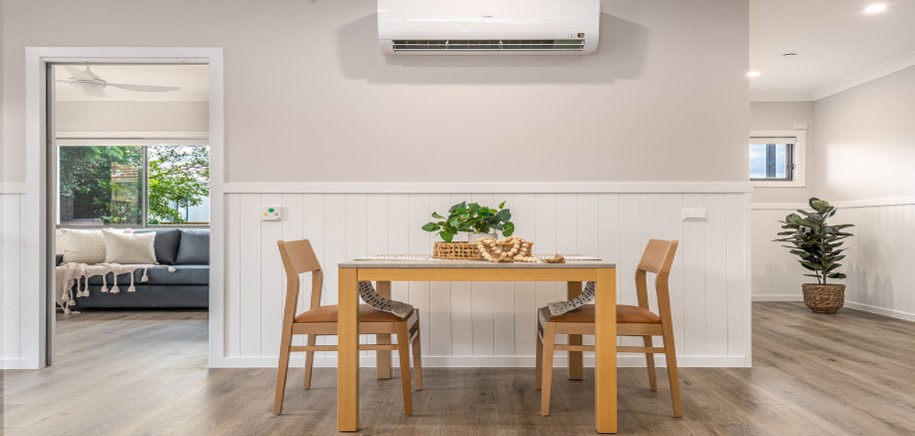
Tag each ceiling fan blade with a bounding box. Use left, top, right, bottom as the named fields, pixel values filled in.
left=62, top=65, right=94, bottom=81
left=106, top=83, right=181, bottom=92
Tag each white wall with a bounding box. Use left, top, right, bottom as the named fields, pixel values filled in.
left=55, top=101, right=208, bottom=135
left=750, top=102, right=815, bottom=204
left=814, top=66, right=915, bottom=202
left=1, top=0, right=753, bottom=368
left=751, top=66, right=915, bottom=321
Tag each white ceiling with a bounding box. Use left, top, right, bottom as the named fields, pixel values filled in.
left=750, top=0, right=915, bottom=101
left=54, top=64, right=209, bottom=102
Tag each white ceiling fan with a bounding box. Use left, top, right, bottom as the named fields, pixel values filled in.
left=57, top=65, right=181, bottom=97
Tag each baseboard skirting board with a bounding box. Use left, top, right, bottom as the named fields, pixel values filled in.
left=210, top=355, right=749, bottom=369
left=845, top=301, right=915, bottom=322
left=0, top=358, right=28, bottom=369
left=753, top=294, right=803, bottom=302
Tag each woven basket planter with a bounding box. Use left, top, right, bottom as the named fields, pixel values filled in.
left=433, top=242, right=483, bottom=260
left=802, top=283, right=845, bottom=314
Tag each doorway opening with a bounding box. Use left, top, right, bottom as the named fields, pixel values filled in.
left=49, top=63, right=211, bottom=366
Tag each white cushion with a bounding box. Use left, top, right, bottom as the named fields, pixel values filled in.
left=103, top=230, right=157, bottom=264
left=61, top=229, right=107, bottom=264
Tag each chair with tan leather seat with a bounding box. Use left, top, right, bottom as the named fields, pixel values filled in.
left=536, top=239, right=681, bottom=417
left=274, top=239, right=423, bottom=415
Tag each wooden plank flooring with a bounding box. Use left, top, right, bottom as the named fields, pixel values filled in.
left=2, top=303, right=914, bottom=435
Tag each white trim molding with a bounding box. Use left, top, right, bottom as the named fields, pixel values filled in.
left=845, top=302, right=915, bottom=323
left=753, top=197, right=915, bottom=210
left=223, top=181, right=754, bottom=195
left=23, top=47, right=225, bottom=370
left=811, top=50, right=915, bottom=101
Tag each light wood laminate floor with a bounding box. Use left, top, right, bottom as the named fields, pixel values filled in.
left=2, top=303, right=914, bottom=435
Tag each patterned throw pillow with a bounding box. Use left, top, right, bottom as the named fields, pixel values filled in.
left=103, top=230, right=157, bottom=264
left=61, top=229, right=107, bottom=264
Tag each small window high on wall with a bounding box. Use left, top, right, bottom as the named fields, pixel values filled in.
left=58, top=143, right=210, bottom=227
left=749, top=131, right=806, bottom=187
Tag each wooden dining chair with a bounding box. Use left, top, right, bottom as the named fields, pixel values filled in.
left=274, top=239, right=423, bottom=415
left=536, top=239, right=681, bottom=418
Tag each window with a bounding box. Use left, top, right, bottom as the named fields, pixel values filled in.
left=58, top=143, right=209, bottom=227
left=749, top=130, right=806, bottom=187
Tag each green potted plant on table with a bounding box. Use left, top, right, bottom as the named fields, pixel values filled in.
left=422, top=201, right=515, bottom=243
left=774, top=197, right=854, bottom=313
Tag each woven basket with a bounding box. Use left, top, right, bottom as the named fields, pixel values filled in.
left=433, top=242, right=483, bottom=260
left=802, top=283, right=845, bottom=314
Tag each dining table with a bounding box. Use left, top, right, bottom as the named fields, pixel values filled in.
left=336, top=257, right=618, bottom=433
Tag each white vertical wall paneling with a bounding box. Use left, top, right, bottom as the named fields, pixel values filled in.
left=427, top=194, right=452, bottom=357
left=751, top=202, right=915, bottom=322
left=534, top=194, right=560, bottom=312
left=446, top=193, right=473, bottom=357
left=726, top=194, right=748, bottom=360
left=703, top=195, right=728, bottom=357
left=224, top=194, right=241, bottom=356
left=260, top=194, right=283, bottom=356
left=2, top=195, right=23, bottom=362
left=511, top=193, right=537, bottom=357
left=491, top=194, right=516, bottom=356
left=407, top=195, right=431, bottom=355
left=279, top=194, right=305, bottom=348
left=660, top=194, right=685, bottom=356
left=238, top=194, right=262, bottom=356
left=470, top=193, right=494, bottom=357
left=222, top=191, right=755, bottom=367
left=681, top=194, right=707, bottom=356
left=344, top=194, right=369, bottom=357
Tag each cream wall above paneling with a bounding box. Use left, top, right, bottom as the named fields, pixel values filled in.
left=1, top=0, right=749, bottom=184
left=220, top=191, right=752, bottom=368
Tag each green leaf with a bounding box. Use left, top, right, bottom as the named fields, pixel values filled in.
left=431, top=212, right=445, bottom=220
left=499, top=201, right=506, bottom=209
left=441, top=230, right=455, bottom=242
left=421, top=223, right=440, bottom=232
left=502, top=222, right=515, bottom=236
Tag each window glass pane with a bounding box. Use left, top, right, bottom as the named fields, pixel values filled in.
left=749, top=142, right=791, bottom=180
left=59, top=146, right=143, bottom=226
left=147, top=145, right=210, bottom=225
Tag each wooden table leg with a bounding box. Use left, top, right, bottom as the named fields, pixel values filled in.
left=375, top=281, right=393, bottom=380
left=338, top=268, right=360, bottom=432
left=594, top=268, right=618, bottom=434
left=567, top=281, right=584, bottom=380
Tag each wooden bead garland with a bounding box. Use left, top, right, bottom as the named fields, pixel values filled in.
left=474, top=237, right=565, bottom=264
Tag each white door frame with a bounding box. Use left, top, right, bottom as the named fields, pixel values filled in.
left=24, top=47, right=225, bottom=368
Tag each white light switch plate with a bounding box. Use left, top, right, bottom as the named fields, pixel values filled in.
left=681, top=208, right=708, bottom=221
left=262, top=206, right=282, bottom=221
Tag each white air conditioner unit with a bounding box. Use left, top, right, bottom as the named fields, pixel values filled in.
left=378, top=0, right=600, bottom=56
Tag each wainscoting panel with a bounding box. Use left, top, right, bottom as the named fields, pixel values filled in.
left=222, top=191, right=752, bottom=367
left=751, top=201, right=915, bottom=321
left=1, top=193, right=23, bottom=366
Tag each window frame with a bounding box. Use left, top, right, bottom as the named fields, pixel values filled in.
left=749, top=130, right=806, bottom=188
left=56, top=139, right=210, bottom=228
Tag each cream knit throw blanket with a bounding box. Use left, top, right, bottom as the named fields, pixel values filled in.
left=546, top=281, right=597, bottom=316
left=55, top=263, right=174, bottom=314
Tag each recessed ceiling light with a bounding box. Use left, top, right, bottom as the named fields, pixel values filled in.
left=864, top=3, right=887, bottom=13
left=747, top=71, right=761, bottom=78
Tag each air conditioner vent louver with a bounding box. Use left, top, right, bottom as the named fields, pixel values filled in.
left=392, top=39, right=586, bottom=52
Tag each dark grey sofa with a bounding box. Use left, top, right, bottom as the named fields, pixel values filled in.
left=58, top=228, right=209, bottom=309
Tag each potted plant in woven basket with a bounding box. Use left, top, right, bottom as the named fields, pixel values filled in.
left=422, top=201, right=515, bottom=259
left=774, top=197, right=854, bottom=313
